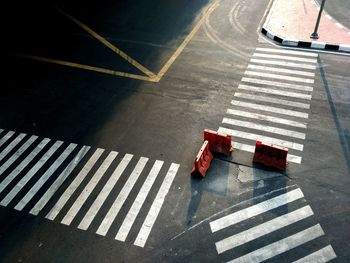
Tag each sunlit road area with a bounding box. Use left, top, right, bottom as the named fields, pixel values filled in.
left=0, top=0, right=349, bottom=262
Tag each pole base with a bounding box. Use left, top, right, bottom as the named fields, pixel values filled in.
left=310, top=32, right=319, bottom=39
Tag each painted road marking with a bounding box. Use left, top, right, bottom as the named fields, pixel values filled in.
left=0, top=141, right=63, bottom=207
left=96, top=157, right=149, bottom=236
left=13, top=53, right=152, bottom=82
left=219, top=127, right=304, bottom=151
left=231, top=100, right=309, bottom=118
left=226, top=109, right=307, bottom=128
left=242, top=77, right=314, bottom=92
left=245, top=71, right=314, bottom=84
left=255, top=47, right=318, bottom=57
left=0, top=133, right=26, bottom=162
left=45, top=148, right=105, bottom=221
left=78, top=153, right=133, bottom=231
left=247, top=64, right=315, bottom=77
left=30, top=146, right=91, bottom=216
left=253, top=53, right=317, bottom=63
left=0, top=138, right=50, bottom=195
left=238, top=84, right=312, bottom=100
left=227, top=224, right=324, bottom=263
left=231, top=142, right=302, bottom=164
left=215, top=206, right=314, bottom=254
left=250, top=58, right=317, bottom=70
left=14, top=143, right=77, bottom=211
left=134, top=163, right=180, bottom=247
left=222, top=117, right=306, bottom=139
left=0, top=131, right=15, bottom=148
left=61, top=151, right=118, bottom=226
left=56, top=8, right=156, bottom=78
left=292, top=245, right=337, bottom=263
left=115, top=160, right=164, bottom=241
left=0, top=136, right=39, bottom=176
left=210, top=188, right=304, bottom=232
left=234, top=92, right=310, bottom=109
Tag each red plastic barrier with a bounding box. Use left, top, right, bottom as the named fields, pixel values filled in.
left=204, top=129, right=233, bottom=156
left=253, top=141, right=288, bottom=170
left=191, top=140, right=213, bottom=177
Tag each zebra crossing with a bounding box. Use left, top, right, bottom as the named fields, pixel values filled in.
left=219, top=47, right=319, bottom=164
left=209, top=186, right=337, bottom=262
left=0, top=129, right=179, bottom=247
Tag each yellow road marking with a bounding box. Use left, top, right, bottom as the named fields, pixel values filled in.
left=8, top=2, right=219, bottom=82
left=154, top=0, right=220, bottom=82
left=56, top=7, right=157, bottom=79
left=14, top=53, right=155, bottom=82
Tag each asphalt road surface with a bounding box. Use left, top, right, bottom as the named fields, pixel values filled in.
left=316, top=0, right=350, bottom=29
left=0, top=0, right=349, bottom=262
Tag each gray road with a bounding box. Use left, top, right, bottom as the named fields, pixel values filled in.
left=0, top=0, right=349, bottom=262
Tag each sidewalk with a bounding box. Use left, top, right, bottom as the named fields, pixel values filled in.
left=262, top=0, right=350, bottom=52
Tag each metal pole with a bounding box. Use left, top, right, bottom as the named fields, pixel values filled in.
left=310, top=0, right=327, bottom=39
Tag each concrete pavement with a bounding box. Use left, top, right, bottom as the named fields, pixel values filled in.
left=262, top=0, right=350, bottom=52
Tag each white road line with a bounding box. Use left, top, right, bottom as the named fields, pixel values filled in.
left=216, top=206, right=314, bottom=254
left=0, top=135, right=38, bottom=176
left=116, top=160, right=164, bottom=241
left=0, top=131, right=15, bottom=148
left=0, top=129, right=3, bottom=134
left=245, top=71, right=314, bottom=84
left=61, top=151, right=118, bottom=226
left=250, top=58, right=317, bottom=70
left=14, top=143, right=77, bottom=211
left=247, top=64, right=315, bottom=77
left=255, top=47, right=318, bottom=57
left=0, top=133, right=26, bottom=162
left=30, top=146, right=91, bottom=216
left=96, top=157, right=149, bottom=236
left=209, top=188, right=304, bottom=233
left=219, top=127, right=304, bottom=151
left=292, top=245, right=337, bottom=263
left=242, top=77, right=314, bottom=92
left=134, top=163, right=180, bottom=247
left=0, top=141, right=63, bottom=207
left=239, top=84, right=312, bottom=100
left=78, top=153, right=133, bottom=231
left=226, top=109, right=307, bottom=128
left=253, top=53, right=317, bottom=63
left=227, top=224, right=324, bottom=263
left=45, top=148, right=104, bottom=221
left=234, top=93, right=310, bottom=109
left=231, top=100, right=309, bottom=118
left=222, top=117, right=306, bottom=139
left=231, top=142, right=302, bottom=164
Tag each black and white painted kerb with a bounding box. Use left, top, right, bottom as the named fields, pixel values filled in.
left=261, top=27, right=350, bottom=53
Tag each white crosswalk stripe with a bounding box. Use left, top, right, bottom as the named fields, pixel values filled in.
left=247, top=64, right=315, bottom=77
left=0, top=141, right=63, bottom=207
left=215, top=45, right=319, bottom=164
left=222, top=117, right=306, bottom=139
left=245, top=70, right=314, bottom=84
left=250, top=58, right=317, bottom=70
left=241, top=77, right=314, bottom=92
left=209, top=187, right=336, bottom=262
left=238, top=84, right=312, bottom=100
left=0, top=133, right=27, bottom=162
left=253, top=53, right=317, bottom=63
left=234, top=93, right=310, bottom=109
left=292, top=245, right=337, bottom=263
left=0, top=128, right=179, bottom=248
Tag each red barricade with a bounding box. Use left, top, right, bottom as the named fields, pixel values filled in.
left=204, top=129, right=233, bottom=156
left=253, top=141, right=288, bottom=170
left=191, top=140, right=213, bottom=177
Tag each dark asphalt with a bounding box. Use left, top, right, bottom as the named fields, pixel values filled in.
left=0, top=0, right=349, bottom=262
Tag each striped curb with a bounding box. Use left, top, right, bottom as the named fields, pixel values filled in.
left=261, top=27, right=350, bottom=53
